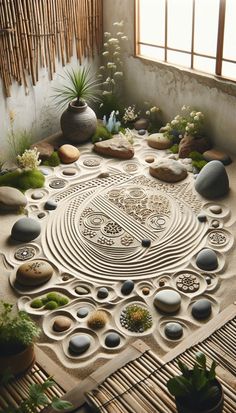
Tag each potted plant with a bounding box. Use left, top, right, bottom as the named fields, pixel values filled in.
left=167, top=352, right=224, bottom=413
left=0, top=301, right=41, bottom=377
left=53, top=66, right=100, bottom=144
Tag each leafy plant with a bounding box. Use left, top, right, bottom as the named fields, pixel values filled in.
left=189, top=151, right=205, bottom=161
left=0, top=373, right=73, bottom=413
left=8, top=129, right=32, bottom=160
left=0, top=169, right=45, bottom=191
left=192, top=160, right=208, bottom=171
left=169, top=144, right=179, bottom=154
left=0, top=302, right=41, bottom=355
left=167, top=352, right=222, bottom=411
left=52, top=66, right=101, bottom=109
left=121, top=304, right=152, bottom=333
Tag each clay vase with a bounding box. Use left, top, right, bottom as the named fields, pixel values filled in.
left=175, top=380, right=224, bottom=413
left=0, top=344, right=35, bottom=377
left=60, top=101, right=97, bottom=144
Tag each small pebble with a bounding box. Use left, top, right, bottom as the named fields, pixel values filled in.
left=142, top=287, right=150, bottom=295
left=38, top=212, right=46, bottom=219
left=75, top=286, right=90, bottom=295
left=62, top=275, right=70, bottom=281
left=211, top=220, right=220, bottom=228
left=159, top=279, right=165, bottom=287
left=44, top=200, right=57, bottom=210
left=97, top=287, right=109, bottom=299
left=197, top=213, right=207, bottom=223
left=164, top=322, right=183, bottom=340
left=97, top=172, right=110, bottom=178
left=209, top=205, right=222, bottom=214
left=145, top=156, right=155, bottom=163
left=121, top=280, right=134, bottom=295
left=138, top=129, right=146, bottom=136
left=32, top=191, right=44, bottom=200
left=77, top=307, right=89, bottom=318
left=105, top=333, right=121, bottom=348
left=62, top=168, right=77, bottom=176
left=40, top=168, right=51, bottom=176
left=206, top=276, right=212, bottom=285
left=142, top=239, right=151, bottom=248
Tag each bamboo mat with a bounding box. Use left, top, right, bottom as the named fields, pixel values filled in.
left=86, top=313, right=236, bottom=412
left=0, top=346, right=77, bottom=412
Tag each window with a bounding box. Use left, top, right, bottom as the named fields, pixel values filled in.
left=135, top=0, right=236, bottom=81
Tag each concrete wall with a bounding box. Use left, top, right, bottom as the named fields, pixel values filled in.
left=103, top=0, right=236, bottom=154
left=0, top=53, right=98, bottom=152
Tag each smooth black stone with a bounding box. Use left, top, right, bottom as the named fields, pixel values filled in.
left=69, top=335, right=91, bottom=355
left=44, top=200, right=57, bottom=210
left=197, top=213, right=207, bottom=222
left=97, top=287, right=109, bottom=299
left=164, top=322, right=183, bottom=339
left=142, top=239, right=151, bottom=248
left=195, top=160, right=229, bottom=199
left=196, top=248, right=218, bottom=271
left=192, top=299, right=212, bottom=320
left=38, top=212, right=46, bottom=219
left=77, top=307, right=89, bottom=318
left=121, top=280, right=134, bottom=295
left=11, top=218, right=41, bottom=242
left=105, top=333, right=121, bottom=348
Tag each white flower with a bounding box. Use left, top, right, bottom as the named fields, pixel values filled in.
left=102, top=91, right=112, bottom=95
left=175, top=115, right=180, bottom=120
left=108, top=38, right=119, bottom=44
left=171, top=120, right=178, bottom=125
left=107, top=62, right=117, bottom=69
left=104, top=42, right=108, bottom=47
left=104, top=32, right=111, bottom=37
left=150, top=106, right=159, bottom=113
left=102, top=51, right=109, bottom=56
left=114, top=71, right=123, bottom=77
left=113, top=52, right=120, bottom=56
left=97, top=74, right=103, bottom=78
left=99, top=66, right=105, bottom=70
left=146, top=110, right=150, bottom=116
left=106, top=77, right=111, bottom=82
left=179, top=134, right=183, bottom=139
left=115, top=46, right=121, bottom=51
left=194, top=116, right=199, bottom=121
left=190, top=111, right=196, bottom=117
left=117, top=32, right=124, bottom=36
left=186, top=126, right=189, bottom=131
left=113, top=21, right=124, bottom=27
left=121, top=36, right=128, bottom=40
left=17, top=148, right=41, bottom=170
left=182, top=105, right=187, bottom=111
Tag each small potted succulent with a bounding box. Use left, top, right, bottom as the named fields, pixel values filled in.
left=53, top=66, right=100, bottom=144
left=0, top=301, right=41, bottom=377
left=167, top=352, right=224, bottom=413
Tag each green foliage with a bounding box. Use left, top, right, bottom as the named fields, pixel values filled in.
left=0, top=301, right=41, bottom=351
left=42, top=151, right=61, bottom=167
left=125, top=305, right=152, bottom=332
left=192, top=160, right=208, bottom=171
left=0, top=169, right=45, bottom=191
left=32, top=292, right=69, bottom=311
left=92, top=124, right=113, bottom=144
left=44, top=301, right=59, bottom=310
left=189, top=151, right=204, bottom=161
left=52, top=66, right=101, bottom=109
left=169, top=144, right=179, bottom=154
left=96, top=93, right=123, bottom=119
left=0, top=374, right=73, bottom=413
left=7, top=129, right=32, bottom=160
left=30, top=299, right=43, bottom=309
left=167, top=352, right=221, bottom=410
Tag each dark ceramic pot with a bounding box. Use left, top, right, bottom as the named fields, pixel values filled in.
left=175, top=380, right=224, bottom=413
left=0, top=344, right=35, bottom=377
left=60, top=101, right=97, bottom=144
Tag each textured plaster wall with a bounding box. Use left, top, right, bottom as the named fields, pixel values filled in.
left=0, top=52, right=98, bottom=152
left=103, top=0, right=236, bottom=154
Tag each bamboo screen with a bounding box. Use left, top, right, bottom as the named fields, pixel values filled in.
left=0, top=0, right=103, bottom=97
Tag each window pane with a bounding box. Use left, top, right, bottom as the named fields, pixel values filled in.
left=140, top=45, right=165, bottom=61
left=139, top=0, right=165, bottom=46
left=194, top=0, right=219, bottom=56
left=222, top=61, right=236, bottom=80
left=223, top=0, right=236, bottom=61
left=167, top=0, right=193, bottom=51
left=167, top=50, right=191, bottom=68
left=194, top=56, right=216, bottom=74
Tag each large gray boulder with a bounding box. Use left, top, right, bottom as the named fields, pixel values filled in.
left=195, top=160, right=229, bottom=199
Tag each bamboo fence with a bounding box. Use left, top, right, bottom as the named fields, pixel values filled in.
left=0, top=0, right=103, bottom=97
left=86, top=315, right=236, bottom=412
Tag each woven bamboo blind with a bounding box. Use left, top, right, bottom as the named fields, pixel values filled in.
left=0, top=0, right=103, bottom=97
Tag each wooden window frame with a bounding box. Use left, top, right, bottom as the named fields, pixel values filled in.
left=135, top=0, right=236, bottom=83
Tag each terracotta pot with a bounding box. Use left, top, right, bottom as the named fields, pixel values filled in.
left=175, top=380, right=224, bottom=413
left=60, top=101, right=97, bottom=144
left=0, top=344, right=35, bottom=377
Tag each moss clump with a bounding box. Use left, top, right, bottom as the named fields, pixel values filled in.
left=0, top=169, right=45, bottom=191
left=87, top=310, right=108, bottom=330
left=42, top=151, right=60, bottom=167
left=122, top=304, right=152, bottom=332
left=192, top=160, right=208, bottom=171
left=189, top=151, right=205, bottom=161
left=31, top=299, right=44, bottom=308
left=92, top=125, right=112, bottom=144
left=46, top=292, right=60, bottom=302
left=44, top=301, right=58, bottom=310
left=57, top=296, right=69, bottom=306
left=169, top=144, right=179, bottom=154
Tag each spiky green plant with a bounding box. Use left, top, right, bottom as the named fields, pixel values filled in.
left=52, top=66, right=101, bottom=109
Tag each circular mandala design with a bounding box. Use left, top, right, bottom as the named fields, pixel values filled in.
left=108, top=189, right=122, bottom=200
left=209, top=231, right=227, bottom=245
left=83, top=158, right=101, bottom=167
left=84, top=213, right=107, bottom=229
left=101, top=221, right=124, bottom=237
left=14, top=246, right=36, bottom=261
left=124, top=163, right=139, bottom=173
left=127, top=188, right=146, bottom=199
left=49, top=179, right=66, bottom=189
left=147, top=214, right=167, bottom=231
left=176, top=274, right=200, bottom=293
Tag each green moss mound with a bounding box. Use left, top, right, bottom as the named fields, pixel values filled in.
left=189, top=151, right=205, bottom=161
left=46, top=292, right=61, bottom=302
left=57, top=296, right=69, bottom=306
left=42, top=151, right=61, bottom=167
left=31, top=299, right=43, bottom=308
left=192, top=160, right=208, bottom=171
left=169, top=144, right=179, bottom=154
left=92, top=125, right=112, bottom=144
left=0, top=169, right=45, bottom=191
left=45, top=301, right=58, bottom=310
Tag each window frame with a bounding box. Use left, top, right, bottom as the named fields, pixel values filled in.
left=134, top=0, right=236, bottom=84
